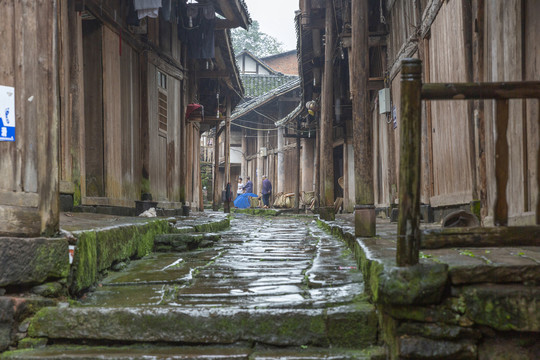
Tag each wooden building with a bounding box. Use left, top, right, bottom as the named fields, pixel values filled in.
left=0, top=0, right=249, bottom=236
left=203, top=50, right=300, bottom=208
left=287, top=0, right=539, bottom=226
left=231, top=79, right=302, bottom=198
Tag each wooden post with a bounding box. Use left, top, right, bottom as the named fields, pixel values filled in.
left=241, top=128, right=247, bottom=179
left=351, top=0, right=375, bottom=236
left=319, top=0, right=335, bottom=221
left=494, top=99, right=509, bottom=226
left=537, top=100, right=540, bottom=225
left=212, top=125, right=220, bottom=211
left=472, top=0, right=487, bottom=218
left=397, top=59, right=422, bottom=267
left=68, top=0, right=86, bottom=206
left=223, top=95, right=231, bottom=213
left=295, top=118, right=301, bottom=212
left=314, top=115, right=320, bottom=209
left=277, top=127, right=285, bottom=193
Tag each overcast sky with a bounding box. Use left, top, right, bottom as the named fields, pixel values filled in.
left=243, top=0, right=300, bottom=51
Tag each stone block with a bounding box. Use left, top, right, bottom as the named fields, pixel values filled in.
left=398, top=336, right=477, bottom=360
left=326, top=303, right=378, bottom=348
left=374, top=263, right=449, bottom=305
left=397, top=322, right=481, bottom=341
left=0, top=237, right=69, bottom=287
left=354, top=208, right=376, bottom=237
left=460, top=284, right=540, bottom=331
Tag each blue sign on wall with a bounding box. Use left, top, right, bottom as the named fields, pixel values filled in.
left=0, top=85, right=15, bottom=142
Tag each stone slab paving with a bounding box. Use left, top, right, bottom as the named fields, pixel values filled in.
left=81, top=215, right=365, bottom=309
left=4, top=214, right=382, bottom=359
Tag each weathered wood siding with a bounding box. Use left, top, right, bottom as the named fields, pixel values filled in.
left=427, top=0, right=473, bottom=207
left=147, top=63, right=184, bottom=205
left=0, top=0, right=59, bottom=236
left=484, top=0, right=539, bottom=223
left=372, top=106, right=397, bottom=207
left=59, top=0, right=85, bottom=202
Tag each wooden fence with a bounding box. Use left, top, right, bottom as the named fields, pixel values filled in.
left=397, top=58, right=540, bottom=266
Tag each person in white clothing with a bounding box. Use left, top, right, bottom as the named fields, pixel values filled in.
left=236, top=177, right=244, bottom=197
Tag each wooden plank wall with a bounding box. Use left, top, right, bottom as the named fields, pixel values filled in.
left=387, top=0, right=417, bottom=67
left=120, top=43, right=141, bottom=201
left=372, top=107, right=396, bottom=207
left=147, top=64, right=166, bottom=201
left=484, top=0, right=539, bottom=223
left=427, top=0, right=473, bottom=207
left=102, top=26, right=123, bottom=201
left=0, top=0, right=58, bottom=236
left=82, top=21, right=105, bottom=198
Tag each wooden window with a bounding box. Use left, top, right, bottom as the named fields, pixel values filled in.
left=157, top=70, right=167, bottom=134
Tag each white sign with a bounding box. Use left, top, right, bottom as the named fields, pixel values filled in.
left=0, top=85, right=15, bottom=142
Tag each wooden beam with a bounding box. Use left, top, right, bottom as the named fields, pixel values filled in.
left=342, top=34, right=386, bottom=48
left=421, top=226, right=540, bottom=249
left=197, top=70, right=230, bottom=79
left=422, top=82, right=540, bottom=100
left=367, top=78, right=385, bottom=90
left=215, top=18, right=239, bottom=30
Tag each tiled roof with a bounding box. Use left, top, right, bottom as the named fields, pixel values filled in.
left=232, top=77, right=301, bottom=120
left=240, top=74, right=298, bottom=98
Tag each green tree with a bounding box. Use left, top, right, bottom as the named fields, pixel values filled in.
left=231, top=20, right=284, bottom=57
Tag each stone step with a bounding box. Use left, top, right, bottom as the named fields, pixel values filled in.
left=1, top=345, right=386, bottom=359
left=28, top=304, right=378, bottom=348
left=154, top=233, right=222, bottom=252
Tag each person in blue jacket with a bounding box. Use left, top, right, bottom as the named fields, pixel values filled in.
left=243, top=176, right=253, bottom=194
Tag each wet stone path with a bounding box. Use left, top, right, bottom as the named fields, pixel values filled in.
left=6, top=214, right=382, bottom=359
left=83, top=214, right=365, bottom=309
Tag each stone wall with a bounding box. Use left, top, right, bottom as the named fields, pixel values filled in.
left=318, top=219, right=540, bottom=359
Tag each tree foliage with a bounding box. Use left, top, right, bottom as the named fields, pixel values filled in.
left=231, top=20, right=284, bottom=57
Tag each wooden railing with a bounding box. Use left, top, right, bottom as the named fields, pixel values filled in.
left=397, top=58, right=540, bottom=266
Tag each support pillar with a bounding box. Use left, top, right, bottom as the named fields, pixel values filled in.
left=0, top=0, right=59, bottom=237
left=277, top=127, right=285, bottom=193
left=295, top=119, right=301, bottom=212
left=212, top=125, right=221, bottom=211
left=301, top=138, right=315, bottom=192
left=319, top=0, right=336, bottom=221
left=351, top=0, right=375, bottom=236
left=223, top=95, right=231, bottom=213
left=241, top=128, right=247, bottom=179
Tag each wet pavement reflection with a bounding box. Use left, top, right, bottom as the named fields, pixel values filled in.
left=82, top=214, right=364, bottom=309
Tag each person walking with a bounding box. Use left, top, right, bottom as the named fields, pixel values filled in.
left=261, top=175, right=272, bottom=208
left=244, top=176, right=253, bottom=194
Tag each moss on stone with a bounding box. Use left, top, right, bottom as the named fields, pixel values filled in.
left=16, top=337, right=47, bottom=349
left=193, top=218, right=230, bottom=233
left=69, top=219, right=171, bottom=295
left=69, top=231, right=97, bottom=295
left=232, top=208, right=280, bottom=216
